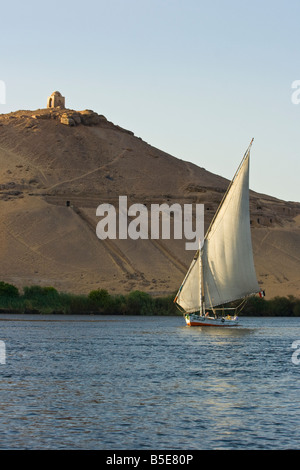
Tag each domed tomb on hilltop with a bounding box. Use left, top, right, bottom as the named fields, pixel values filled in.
left=47, top=91, right=65, bottom=108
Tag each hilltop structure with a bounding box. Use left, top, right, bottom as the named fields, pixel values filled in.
left=47, top=91, right=65, bottom=109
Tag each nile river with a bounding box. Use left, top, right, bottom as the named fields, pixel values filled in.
left=0, top=314, right=299, bottom=449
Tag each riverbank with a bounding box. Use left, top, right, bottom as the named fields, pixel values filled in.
left=0, top=281, right=299, bottom=316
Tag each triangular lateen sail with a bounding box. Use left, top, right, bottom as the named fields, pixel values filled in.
left=174, top=250, right=201, bottom=312
left=175, top=141, right=260, bottom=312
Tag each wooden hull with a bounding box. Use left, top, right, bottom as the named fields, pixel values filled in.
left=185, top=313, right=239, bottom=327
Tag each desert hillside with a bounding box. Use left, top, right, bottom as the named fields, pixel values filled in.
left=0, top=107, right=299, bottom=299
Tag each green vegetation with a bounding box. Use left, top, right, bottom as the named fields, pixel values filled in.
left=0, top=281, right=19, bottom=298
left=239, top=295, right=300, bottom=317
left=0, top=281, right=299, bottom=316
left=0, top=283, right=178, bottom=315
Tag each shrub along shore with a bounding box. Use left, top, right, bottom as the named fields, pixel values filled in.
left=0, top=281, right=299, bottom=316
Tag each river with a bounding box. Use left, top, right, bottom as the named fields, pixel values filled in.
left=0, top=314, right=299, bottom=449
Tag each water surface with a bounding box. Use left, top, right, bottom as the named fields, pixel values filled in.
left=0, top=314, right=299, bottom=449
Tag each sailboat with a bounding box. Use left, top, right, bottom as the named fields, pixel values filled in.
left=174, top=139, right=264, bottom=327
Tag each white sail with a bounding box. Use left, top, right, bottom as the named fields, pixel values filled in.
left=175, top=141, right=260, bottom=312
left=175, top=251, right=201, bottom=312
left=202, top=150, right=260, bottom=307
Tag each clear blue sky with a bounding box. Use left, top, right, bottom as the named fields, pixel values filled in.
left=1, top=0, right=299, bottom=202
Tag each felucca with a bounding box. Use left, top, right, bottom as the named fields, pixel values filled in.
left=174, top=139, right=264, bottom=326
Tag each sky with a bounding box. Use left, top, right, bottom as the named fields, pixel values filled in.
left=1, top=0, right=299, bottom=202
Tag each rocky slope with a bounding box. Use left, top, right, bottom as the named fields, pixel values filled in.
left=0, top=107, right=299, bottom=299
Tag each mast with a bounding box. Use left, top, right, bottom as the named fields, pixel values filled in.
left=198, top=239, right=205, bottom=316
left=199, top=240, right=202, bottom=315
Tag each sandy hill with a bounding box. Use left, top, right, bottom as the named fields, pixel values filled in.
left=0, top=107, right=299, bottom=299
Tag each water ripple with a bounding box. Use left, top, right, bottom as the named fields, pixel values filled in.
left=0, top=315, right=300, bottom=449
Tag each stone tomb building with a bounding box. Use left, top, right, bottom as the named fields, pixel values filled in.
left=47, top=91, right=65, bottom=108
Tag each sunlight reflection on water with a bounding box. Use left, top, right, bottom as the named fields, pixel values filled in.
left=0, top=315, right=299, bottom=449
